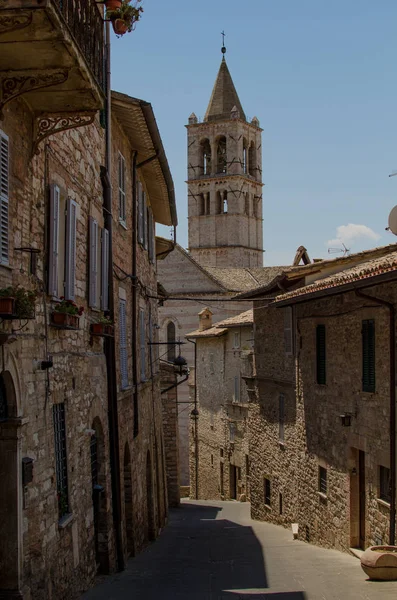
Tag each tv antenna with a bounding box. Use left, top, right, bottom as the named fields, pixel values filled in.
left=328, top=242, right=350, bottom=256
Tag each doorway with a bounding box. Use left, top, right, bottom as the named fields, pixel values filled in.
left=350, top=448, right=366, bottom=549
left=229, top=464, right=237, bottom=500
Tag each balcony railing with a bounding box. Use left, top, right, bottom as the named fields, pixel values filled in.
left=53, top=0, right=104, bottom=90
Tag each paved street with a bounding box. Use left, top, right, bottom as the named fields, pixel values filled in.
left=82, top=499, right=397, bottom=600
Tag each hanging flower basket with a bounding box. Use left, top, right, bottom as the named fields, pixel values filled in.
left=51, top=312, right=80, bottom=330
left=0, top=297, right=15, bottom=317
left=112, top=18, right=129, bottom=35
left=107, top=0, right=143, bottom=36
left=105, top=0, right=122, bottom=9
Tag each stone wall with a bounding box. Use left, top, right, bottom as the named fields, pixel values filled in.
left=160, top=363, right=180, bottom=508
left=249, top=285, right=397, bottom=552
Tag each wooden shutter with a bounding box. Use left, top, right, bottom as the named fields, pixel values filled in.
left=143, top=201, right=148, bottom=250
left=137, top=182, right=144, bottom=244
left=284, top=307, right=293, bottom=356
left=48, top=184, right=60, bottom=296
left=316, top=325, right=326, bottom=384
left=88, top=217, right=98, bottom=308
left=0, top=131, right=9, bottom=265
left=65, top=197, right=77, bottom=301
left=140, top=309, right=146, bottom=381
left=101, top=228, right=109, bottom=311
left=119, top=299, right=128, bottom=389
left=118, top=153, right=126, bottom=222
left=362, top=319, right=375, bottom=392
left=148, top=209, right=154, bottom=263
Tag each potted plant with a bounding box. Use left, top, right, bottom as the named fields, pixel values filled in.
left=106, top=0, right=143, bottom=36
left=91, top=316, right=114, bottom=336
left=52, top=298, right=84, bottom=329
left=0, top=286, right=37, bottom=319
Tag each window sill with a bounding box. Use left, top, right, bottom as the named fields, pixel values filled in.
left=377, top=498, right=391, bottom=509
left=119, top=220, right=128, bottom=230
left=318, top=492, right=328, bottom=502
left=120, top=385, right=132, bottom=393
left=264, top=503, right=271, bottom=511
left=58, top=513, right=73, bottom=529
left=279, top=441, right=286, bottom=449
left=0, top=262, right=14, bottom=272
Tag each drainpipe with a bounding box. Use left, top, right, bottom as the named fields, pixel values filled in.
left=355, top=289, right=396, bottom=545
left=102, top=20, right=125, bottom=571
left=132, top=151, right=139, bottom=437
left=188, top=339, right=199, bottom=500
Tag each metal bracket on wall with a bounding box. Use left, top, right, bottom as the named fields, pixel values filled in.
left=32, top=110, right=97, bottom=156
left=0, top=69, right=68, bottom=119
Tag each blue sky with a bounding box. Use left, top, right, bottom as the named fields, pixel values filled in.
left=111, top=0, right=397, bottom=266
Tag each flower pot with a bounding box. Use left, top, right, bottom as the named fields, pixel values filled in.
left=52, top=312, right=79, bottom=329
left=105, top=0, right=122, bottom=9
left=0, top=297, right=15, bottom=316
left=91, top=323, right=105, bottom=335
left=360, top=546, right=397, bottom=580
left=112, top=18, right=128, bottom=35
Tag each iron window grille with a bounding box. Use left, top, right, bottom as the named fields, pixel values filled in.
left=264, top=478, right=271, bottom=507
left=319, top=466, right=327, bottom=496
left=53, top=403, right=69, bottom=518
left=379, top=465, right=391, bottom=504
left=316, top=324, right=326, bottom=385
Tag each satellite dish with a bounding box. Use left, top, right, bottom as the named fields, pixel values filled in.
left=388, top=205, right=397, bottom=235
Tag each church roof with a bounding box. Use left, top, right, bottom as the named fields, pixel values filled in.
left=205, top=266, right=284, bottom=292
left=204, top=57, right=246, bottom=123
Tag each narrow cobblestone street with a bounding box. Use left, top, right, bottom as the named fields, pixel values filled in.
left=82, top=499, right=397, bottom=600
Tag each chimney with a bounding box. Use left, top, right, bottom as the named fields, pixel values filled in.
left=198, top=307, right=213, bottom=331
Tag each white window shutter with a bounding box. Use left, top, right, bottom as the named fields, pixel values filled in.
left=101, top=228, right=109, bottom=311
left=140, top=309, right=146, bottom=381
left=119, top=299, right=128, bottom=389
left=48, top=184, right=60, bottom=296
left=148, top=210, right=154, bottom=263
left=89, top=217, right=98, bottom=308
left=284, top=306, right=293, bottom=356
left=65, top=197, right=77, bottom=301
left=0, top=131, right=9, bottom=266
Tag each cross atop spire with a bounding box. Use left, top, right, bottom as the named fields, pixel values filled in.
left=221, top=30, right=226, bottom=56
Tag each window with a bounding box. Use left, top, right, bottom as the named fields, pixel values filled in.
left=137, top=180, right=147, bottom=246
left=243, top=140, right=248, bottom=174
left=216, top=136, right=227, bottom=173
left=229, top=422, right=236, bottom=442
left=119, top=299, right=128, bottom=389
left=319, top=466, right=327, bottom=496
left=88, top=217, right=100, bottom=308
left=264, top=477, right=271, bottom=507
left=48, top=185, right=77, bottom=300
left=200, top=139, right=211, bottom=176
left=362, top=319, right=375, bottom=392
left=233, top=332, right=240, bottom=348
left=379, top=466, right=391, bottom=504
left=148, top=208, right=155, bottom=264
left=279, top=393, right=285, bottom=443
left=53, top=403, right=69, bottom=519
left=249, top=142, right=256, bottom=176
left=118, top=153, right=126, bottom=223
left=316, top=324, right=326, bottom=384
left=284, top=307, right=293, bottom=356
left=0, top=130, right=9, bottom=265
left=167, top=321, right=176, bottom=362
left=101, top=228, right=109, bottom=311
left=140, top=308, right=146, bottom=381
left=233, top=375, right=240, bottom=402
left=223, top=193, right=228, bottom=214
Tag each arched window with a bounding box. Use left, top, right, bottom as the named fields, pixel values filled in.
left=167, top=321, right=176, bottom=362
left=200, top=139, right=211, bottom=176
left=243, top=138, right=248, bottom=174
left=249, top=142, right=256, bottom=176
left=216, top=136, right=227, bottom=174
left=0, top=375, right=7, bottom=421
left=223, top=192, right=228, bottom=214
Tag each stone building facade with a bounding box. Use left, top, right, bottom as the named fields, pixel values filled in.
left=243, top=244, right=397, bottom=553
left=158, top=49, right=266, bottom=488
left=186, top=308, right=254, bottom=502
left=0, top=5, right=177, bottom=596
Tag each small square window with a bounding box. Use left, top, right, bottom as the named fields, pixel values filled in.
left=264, top=477, right=271, bottom=507
left=379, top=465, right=391, bottom=504
left=319, top=466, right=327, bottom=496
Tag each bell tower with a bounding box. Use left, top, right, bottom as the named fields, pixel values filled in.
left=186, top=46, right=263, bottom=268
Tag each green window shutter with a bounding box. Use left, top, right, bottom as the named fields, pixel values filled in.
left=316, top=325, right=326, bottom=385
left=362, top=319, right=375, bottom=392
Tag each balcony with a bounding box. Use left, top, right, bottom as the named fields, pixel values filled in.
left=0, top=0, right=104, bottom=151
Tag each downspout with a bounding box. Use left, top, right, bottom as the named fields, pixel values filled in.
left=102, top=20, right=125, bottom=571
left=132, top=151, right=139, bottom=437
left=355, top=288, right=396, bottom=545
left=188, top=339, right=199, bottom=499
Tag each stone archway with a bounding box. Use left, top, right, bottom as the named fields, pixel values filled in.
left=123, top=443, right=134, bottom=556
left=0, top=371, right=23, bottom=595
left=146, top=450, right=155, bottom=541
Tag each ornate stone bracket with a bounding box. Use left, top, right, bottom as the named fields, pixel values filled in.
left=0, top=11, right=32, bottom=34
left=0, top=70, right=69, bottom=119
left=32, top=111, right=97, bottom=156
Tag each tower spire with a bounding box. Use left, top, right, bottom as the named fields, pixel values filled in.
left=204, top=49, right=246, bottom=122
